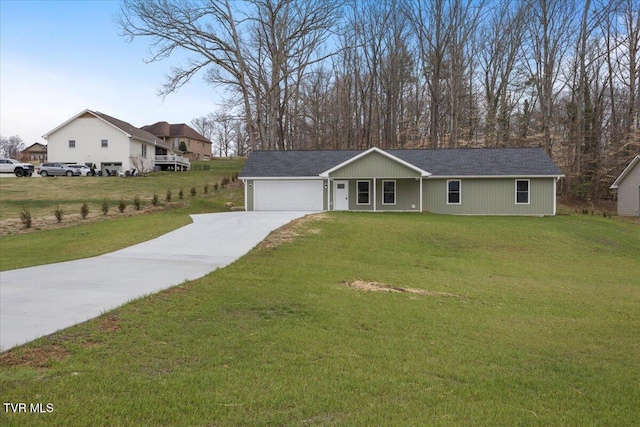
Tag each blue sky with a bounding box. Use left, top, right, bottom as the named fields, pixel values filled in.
left=0, top=0, right=220, bottom=147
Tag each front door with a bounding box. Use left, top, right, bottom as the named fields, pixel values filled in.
left=334, top=180, right=349, bottom=211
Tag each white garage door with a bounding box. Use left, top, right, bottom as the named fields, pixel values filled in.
left=254, top=180, right=324, bottom=211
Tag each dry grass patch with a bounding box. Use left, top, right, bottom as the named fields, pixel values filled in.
left=342, top=280, right=465, bottom=299
left=259, top=213, right=329, bottom=249
left=99, top=314, right=121, bottom=333
left=0, top=344, right=70, bottom=369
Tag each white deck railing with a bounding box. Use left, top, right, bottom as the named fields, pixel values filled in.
left=155, top=154, right=190, bottom=169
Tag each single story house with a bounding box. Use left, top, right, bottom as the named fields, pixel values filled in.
left=141, top=122, right=212, bottom=161
left=610, top=155, right=640, bottom=217
left=43, top=109, right=190, bottom=175
left=20, top=142, right=47, bottom=163
left=240, top=147, right=564, bottom=215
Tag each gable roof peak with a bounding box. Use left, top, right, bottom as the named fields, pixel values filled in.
left=319, top=146, right=430, bottom=177
left=610, top=154, right=640, bottom=189
left=42, top=108, right=171, bottom=150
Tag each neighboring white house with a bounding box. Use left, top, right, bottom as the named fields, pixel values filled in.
left=42, top=109, right=190, bottom=175
left=610, top=155, right=640, bottom=217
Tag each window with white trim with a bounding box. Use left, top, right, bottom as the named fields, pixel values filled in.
left=68, top=140, right=76, bottom=148
left=101, top=139, right=108, bottom=148
left=382, top=180, right=396, bottom=205
left=357, top=181, right=370, bottom=205
left=516, top=179, right=530, bottom=204
left=141, top=144, right=147, bottom=158
left=447, top=180, right=461, bottom=204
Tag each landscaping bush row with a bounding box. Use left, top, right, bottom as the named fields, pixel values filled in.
left=18, top=175, right=239, bottom=229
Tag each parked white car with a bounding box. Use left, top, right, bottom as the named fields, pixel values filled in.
left=0, top=158, right=34, bottom=177
left=67, top=164, right=94, bottom=176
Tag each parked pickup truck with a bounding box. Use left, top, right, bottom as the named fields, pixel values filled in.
left=0, top=158, right=35, bottom=177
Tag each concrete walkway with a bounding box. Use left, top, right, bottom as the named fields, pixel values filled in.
left=0, top=211, right=314, bottom=351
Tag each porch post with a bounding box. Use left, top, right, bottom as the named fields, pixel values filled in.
left=419, top=177, right=423, bottom=212
left=327, top=178, right=331, bottom=211
left=373, top=178, right=377, bottom=212
left=243, top=180, right=248, bottom=211
left=553, top=177, right=557, bottom=216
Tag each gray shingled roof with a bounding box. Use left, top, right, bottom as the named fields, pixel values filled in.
left=240, top=148, right=563, bottom=178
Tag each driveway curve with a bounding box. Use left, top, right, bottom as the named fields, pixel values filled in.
left=0, top=211, right=314, bottom=351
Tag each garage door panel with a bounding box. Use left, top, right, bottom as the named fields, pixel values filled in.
left=254, top=180, right=323, bottom=211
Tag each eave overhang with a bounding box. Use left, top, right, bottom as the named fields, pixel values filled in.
left=610, top=155, right=640, bottom=189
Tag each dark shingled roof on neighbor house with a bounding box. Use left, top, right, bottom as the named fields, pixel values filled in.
left=92, top=111, right=172, bottom=151
left=240, top=147, right=564, bottom=178
left=141, top=121, right=211, bottom=143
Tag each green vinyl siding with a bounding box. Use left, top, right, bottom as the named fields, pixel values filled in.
left=246, top=179, right=254, bottom=211
left=329, top=151, right=421, bottom=178
left=422, top=178, right=556, bottom=215
left=616, top=161, right=640, bottom=216
left=375, top=179, right=420, bottom=211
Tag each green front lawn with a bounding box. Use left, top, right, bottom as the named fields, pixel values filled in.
left=1, top=213, right=639, bottom=426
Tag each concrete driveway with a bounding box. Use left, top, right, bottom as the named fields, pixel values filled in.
left=0, top=211, right=314, bottom=351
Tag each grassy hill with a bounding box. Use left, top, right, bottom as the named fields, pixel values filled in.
left=1, top=212, right=638, bottom=425
left=0, top=159, right=246, bottom=270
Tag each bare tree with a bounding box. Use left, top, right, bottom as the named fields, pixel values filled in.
left=232, top=120, right=250, bottom=156
left=117, top=0, right=340, bottom=151
left=191, top=114, right=216, bottom=143
left=407, top=0, right=450, bottom=148
left=563, top=0, right=614, bottom=196
left=522, top=0, right=578, bottom=154
left=479, top=0, right=528, bottom=147
left=0, top=135, right=25, bottom=159
left=407, top=0, right=485, bottom=148
left=211, top=112, right=235, bottom=157
left=620, top=0, right=640, bottom=152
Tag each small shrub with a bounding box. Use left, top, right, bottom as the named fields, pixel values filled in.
left=118, top=198, right=127, bottom=213
left=101, top=199, right=110, bottom=216
left=190, top=186, right=197, bottom=196
left=204, top=183, right=209, bottom=194
left=179, top=189, right=184, bottom=199
left=166, top=190, right=172, bottom=202
left=20, top=206, right=32, bottom=229
left=54, top=206, right=64, bottom=223
left=80, top=202, right=89, bottom=219
left=221, top=178, right=227, bottom=189
left=213, top=182, right=219, bottom=191
left=133, top=196, right=141, bottom=210
left=152, top=193, right=159, bottom=206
